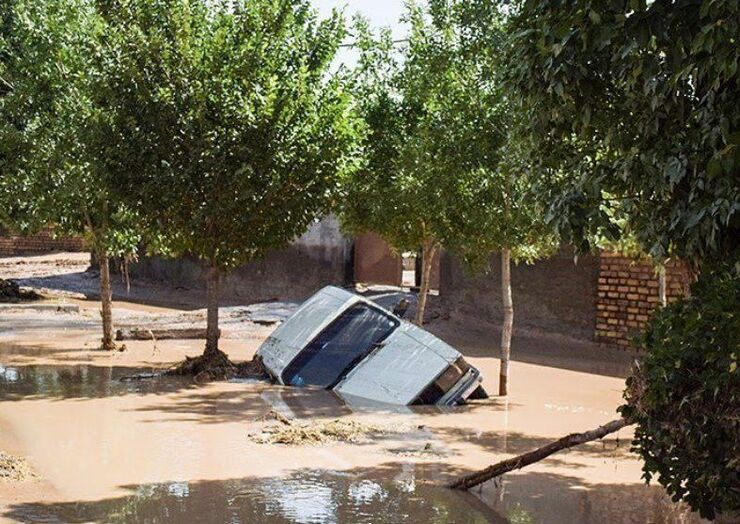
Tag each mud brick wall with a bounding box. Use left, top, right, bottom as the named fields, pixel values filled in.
left=128, top=216, right=353, bottom=304
left=0, top=229, right=85, bottom=256
left=354, top=232, right=403, bottom=286
left=440, top=247, right=600, bottom=340
left=595, top=253, right=691, bottom=349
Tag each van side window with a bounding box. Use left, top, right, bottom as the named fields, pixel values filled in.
left=282, top=304, right=399, bottom=388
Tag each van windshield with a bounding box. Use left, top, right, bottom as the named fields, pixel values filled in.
left=282, top=303, right=398, bottom=388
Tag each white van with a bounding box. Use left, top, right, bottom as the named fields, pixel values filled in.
left=256, top=286, right=487, bottom=406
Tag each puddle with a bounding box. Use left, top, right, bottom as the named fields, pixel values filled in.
left=0, top=364, right=192, bottom=400
left=4, top=470, right=498, bottom=523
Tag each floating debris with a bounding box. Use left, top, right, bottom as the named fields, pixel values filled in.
left=0, top=452, right=37, bottom=481
left=388, top=442, right=450, bottom=458
left=248, top=411, right=394, bottom=445
left=119, top=372, right=162, bottom=382
left=0, top=279, right=41, bottom=303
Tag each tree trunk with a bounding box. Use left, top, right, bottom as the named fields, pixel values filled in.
left=448, top=418, right=631, bottom=490
left=658, top=265, right=667, bottom=307
left=98, top=249, right=115, bottom=351
left=499, top=248, right=513, bottom=396
left=414, top=241, right=437, bottom=326
left=205, top=264, right=221, bottom=356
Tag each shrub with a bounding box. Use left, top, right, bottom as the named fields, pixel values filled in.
left=621, top=263, right=739, bottom=519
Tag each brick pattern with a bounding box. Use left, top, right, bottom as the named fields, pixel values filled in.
left=0, top=229, right=85, bottom=256
left=596, top=252, right=691, bottom=349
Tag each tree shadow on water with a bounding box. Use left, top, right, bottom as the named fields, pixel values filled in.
left=0, top=364, right=197, bottom=401
left=432, top=424, right=634, bottom=463
left=475, top=470, right=707, bottom=524
left=3, top=464, right=505, bottom=524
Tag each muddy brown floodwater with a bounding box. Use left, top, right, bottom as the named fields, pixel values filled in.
left=0, top=294, right=706, bottom=523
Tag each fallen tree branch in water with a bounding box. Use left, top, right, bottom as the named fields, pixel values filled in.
left=115, top=327, right=215, bottom=341
left=447, top=417, right=632, bottom=490
left=119, top=372, right=162, bottom=382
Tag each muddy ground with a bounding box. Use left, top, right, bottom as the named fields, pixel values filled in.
left=0, top=253, right=706, bottom=523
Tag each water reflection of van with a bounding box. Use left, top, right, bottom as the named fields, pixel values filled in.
left=256, top=286, right=487, bottom=406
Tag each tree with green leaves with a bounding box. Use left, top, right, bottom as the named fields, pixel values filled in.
left=505, top=0, right=738, bottom=263
left=342, top=0, right=555, bottom=394
left=450, top=1, right=738, bottom=516
left=0, top=0, right=140, bottom=350
left=98, top=0, right=361, bottom=375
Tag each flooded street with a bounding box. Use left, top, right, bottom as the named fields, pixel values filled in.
left=0, top=262, right=705, bottom=523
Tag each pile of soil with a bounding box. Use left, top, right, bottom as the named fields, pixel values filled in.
left=248, top=410, right=394, bottom=445
left=0, top=279, right=40, bottom=303
left=0, top=451, right=36, bottom=481
left=166, top=349, right=269, bottom=383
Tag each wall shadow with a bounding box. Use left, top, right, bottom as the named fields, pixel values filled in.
left=427, top=317, right=636, bottom=379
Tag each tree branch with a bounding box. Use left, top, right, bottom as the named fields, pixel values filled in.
left=447, top=418, right=631, bottom=490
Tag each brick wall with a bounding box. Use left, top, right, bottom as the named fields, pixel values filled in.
left=596, top=252, right=691, bottom=349
left=0, top=230, right=86, bottom=256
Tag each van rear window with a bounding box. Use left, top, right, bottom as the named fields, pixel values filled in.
left=412, top=357, right=471, bottom=405
left=282, top=304, right=398, bottom=388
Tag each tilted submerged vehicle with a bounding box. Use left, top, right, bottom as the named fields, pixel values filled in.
left=256, top=286, right=487, bottom=406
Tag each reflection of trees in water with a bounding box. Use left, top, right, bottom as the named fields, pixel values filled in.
left=7, top=471, right=495, bottom=523
left=5, top=467, right=707, bottom=524
left=0, top=365, right=189, bottom=400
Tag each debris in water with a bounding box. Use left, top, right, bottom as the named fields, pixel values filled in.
left=388, top=442, right=450, bottom=458
left=248, top=410, right=394, bottom=445
left=119, top=372, right=162, bottom=382
left=166, top=351, right=269, bottom=383
left=0, top=452, right=37, bottom=481
left=115, top=327, right=211, bottom=341
left=0, top=279, right=41, bottom=303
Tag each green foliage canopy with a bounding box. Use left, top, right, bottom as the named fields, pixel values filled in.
left=101, top=0, right=362, bottom=270
left=0, top=0, right=139, bottom=255
left=507, top=4, right=739, bottom=515
left=505, top=0, right=739, bottom=264
left=342, top=0, right=555, bottom=266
